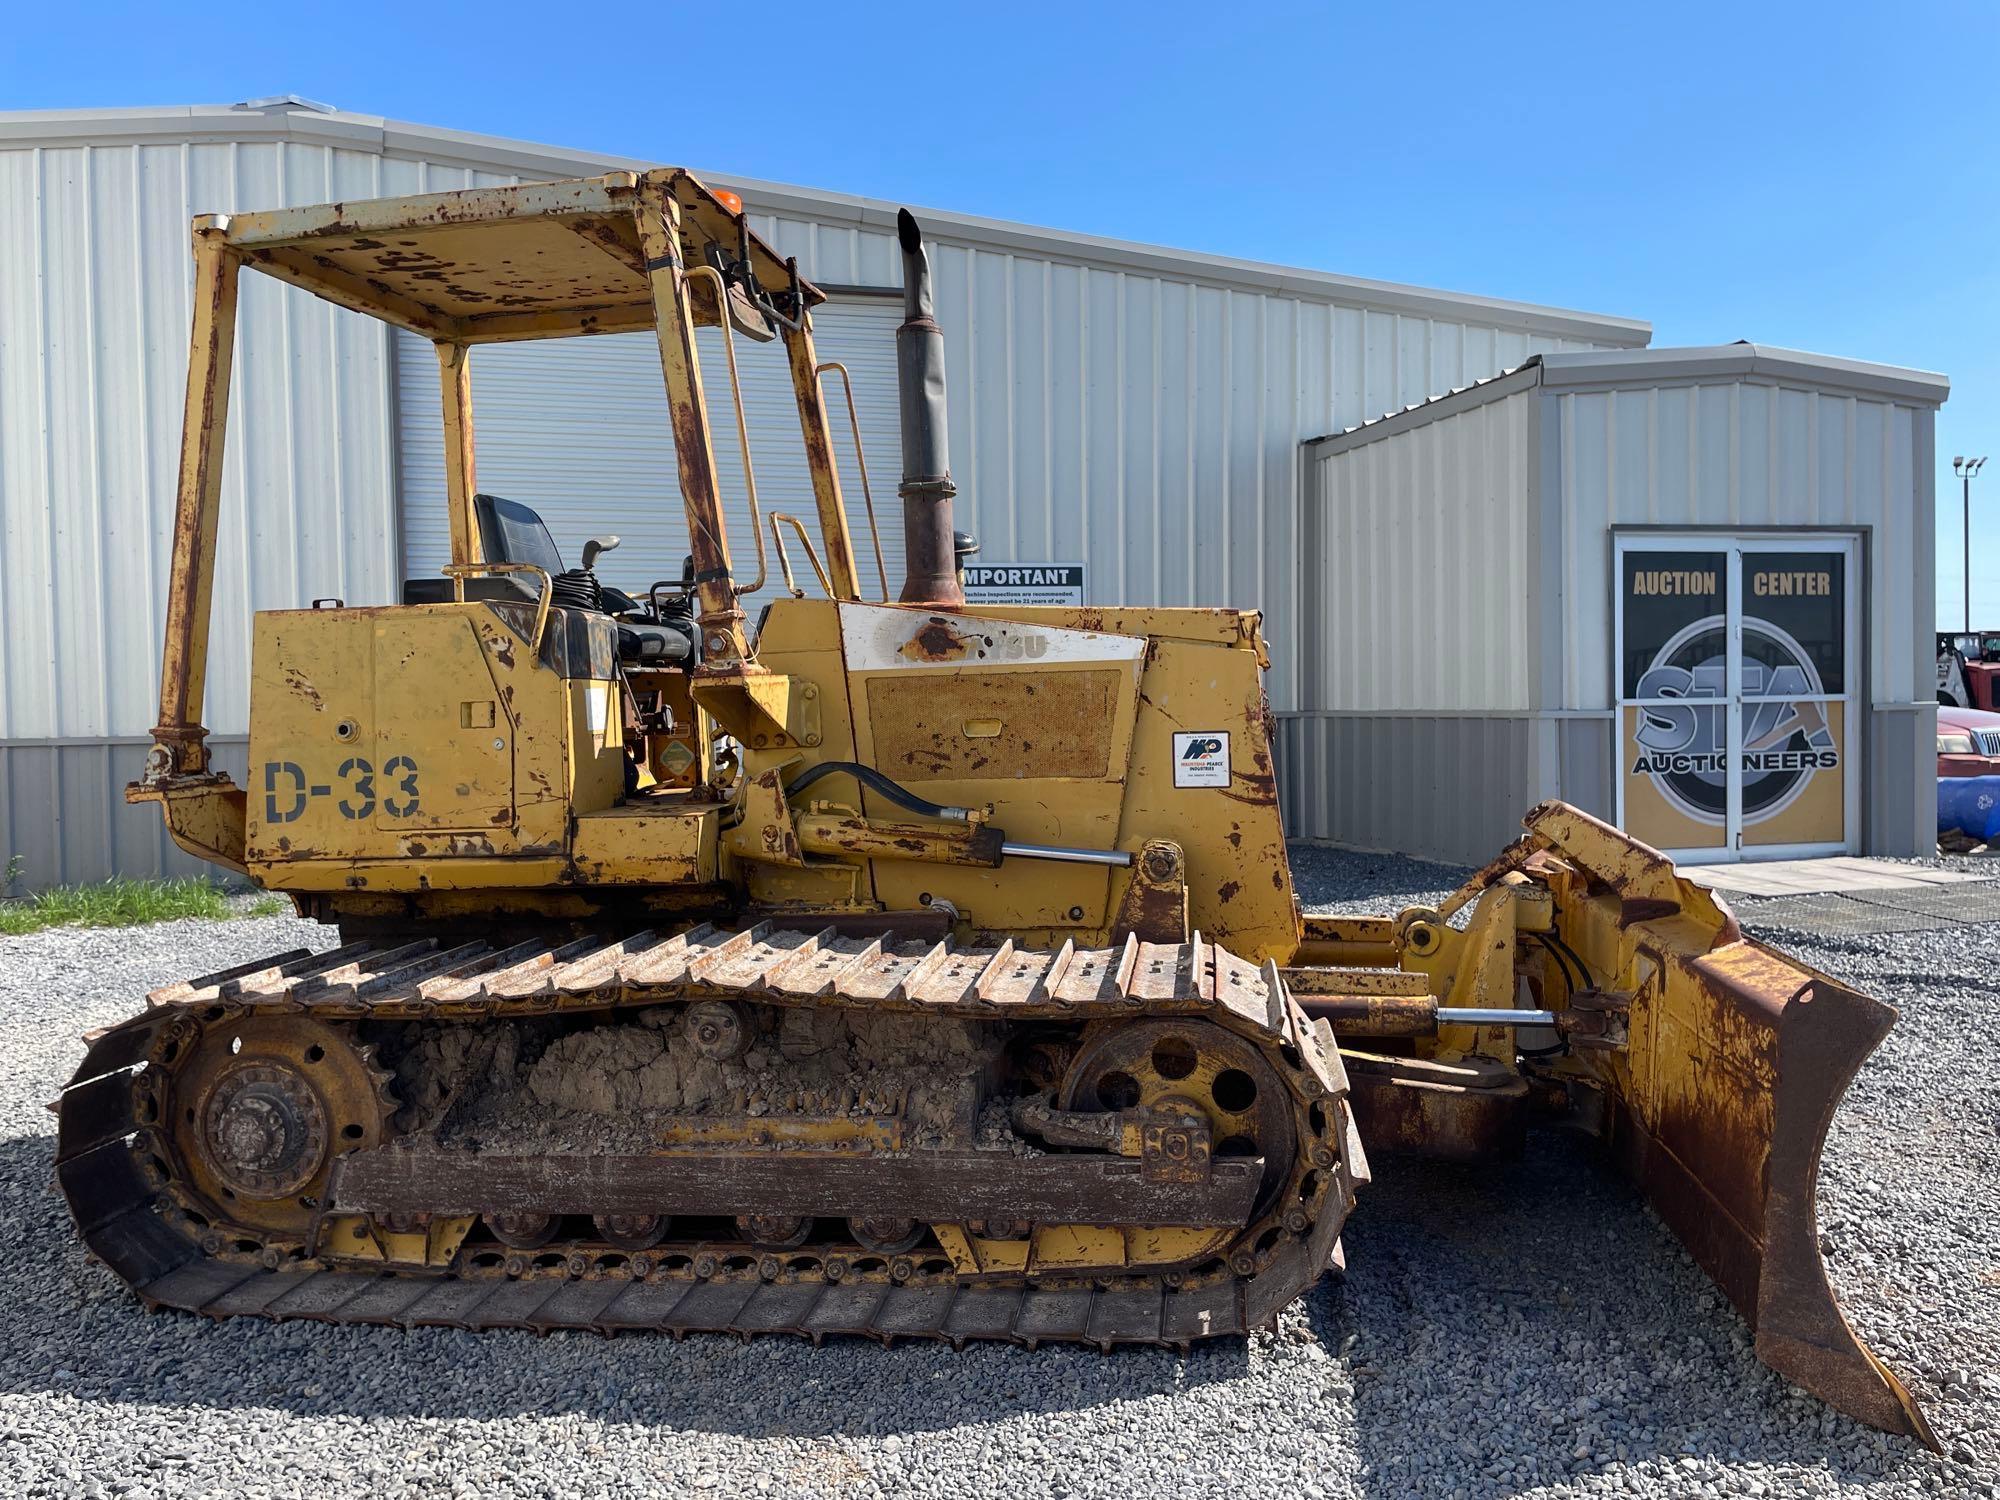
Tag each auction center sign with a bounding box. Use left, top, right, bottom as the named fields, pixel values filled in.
left=1619, top=547, right=1847, bottom=852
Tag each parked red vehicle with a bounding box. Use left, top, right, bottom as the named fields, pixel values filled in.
left=1938, top=632, right=2000, bottom=709
left=1939, top=705, right=2000, bottom=844
left=1938, top=704, right=2000, bottom=775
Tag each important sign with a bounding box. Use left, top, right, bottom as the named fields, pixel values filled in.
left=961, top=564, right=1085, bottom=607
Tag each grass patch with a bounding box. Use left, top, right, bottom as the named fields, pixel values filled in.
left=0, top=876, right=245, bottom=936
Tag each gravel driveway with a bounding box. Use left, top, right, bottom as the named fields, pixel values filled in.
left=1, top=852, right=1993, bottom=1499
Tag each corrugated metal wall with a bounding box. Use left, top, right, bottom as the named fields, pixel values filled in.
left=1274, top=713, right=1550, bottom=868
left=1283, top=364, right=1941, bottom=862
left=1554, top=380, right=1928, bottom=708
left=0, top=108, right=1643, bottom=888
left=0, top=737, right=250, bottom=888
left=0, top=134, right=524, bottom=887
left=1303, top=385, right=1536, bottom=712
left=387, top=263, right=1608, bottom=659
left=0, top=138, right=522, bottom=744
left=394, top=301, right=907, bottom=614
left=741, top=208, right=1616, bottom=708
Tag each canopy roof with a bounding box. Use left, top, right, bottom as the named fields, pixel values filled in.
left=210, top=168, right=824, bottom=344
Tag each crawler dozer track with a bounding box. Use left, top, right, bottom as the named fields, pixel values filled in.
left=57, top=926, right=1365, bottom=1347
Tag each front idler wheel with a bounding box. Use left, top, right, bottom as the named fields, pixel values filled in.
left=1058, top=1018, right=1296, bottom=1215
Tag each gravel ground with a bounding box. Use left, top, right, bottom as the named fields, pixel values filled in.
left=1, top=853, right=1994, bottom=1499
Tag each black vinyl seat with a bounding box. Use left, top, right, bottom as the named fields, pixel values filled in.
left=402, top=494, right=559, bottom=605
left=401, top=494, right=694, bottom=666
left=476, top=493, right=565, bottom=576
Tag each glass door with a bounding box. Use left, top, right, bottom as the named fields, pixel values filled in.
left=1615, top=536, right=1859, bottom=862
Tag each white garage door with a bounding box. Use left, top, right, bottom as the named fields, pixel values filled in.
left=395, top=298, right=905, bottom=617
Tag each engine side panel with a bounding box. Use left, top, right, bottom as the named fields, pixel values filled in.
left=738, top=599, right=1298, bottom=958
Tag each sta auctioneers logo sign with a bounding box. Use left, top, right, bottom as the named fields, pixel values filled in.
left=1625, top=563, right=1842, bottom=828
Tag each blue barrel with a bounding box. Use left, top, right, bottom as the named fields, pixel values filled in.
left=1938, top=775, right=2000, bottom=842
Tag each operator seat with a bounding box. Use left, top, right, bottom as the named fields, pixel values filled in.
left=400, top=494, right=560, bottom=605
left=475, top=493, right=565, bottom=577
left=400, top=496, right=692, bottom=668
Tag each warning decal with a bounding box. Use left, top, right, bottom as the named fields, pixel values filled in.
left=1173, top=731, right=1231, bottom=788
left=961, top=564, right=1085, bottom=607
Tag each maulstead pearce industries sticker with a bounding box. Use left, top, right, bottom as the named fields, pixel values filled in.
left=1173, top=731, right=1231, bottom=788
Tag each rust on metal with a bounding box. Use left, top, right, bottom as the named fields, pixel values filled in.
left=863, top=670, right=1118, bottom=782
left=1523, top=800, right=1740, bottom=941
left=892, top=211, right=963, bottom=608
left=1110, top=840, right=1189, bottom=945
left=1295, top=993, right=1438, bottom=1038
left=637, top=181, right=747, bottom=670
left=793, top=813, right=1004, bottom=868
left=98, top=156, right=1937, bottom=1447
left=149, top=228, right=242, bottom=777
left=436, top=342, right=481, bottom=566
left=333, top=1148, right=1261, bottom=1228
left=780, top=321, right=862, bottom=601
left=209, top=171, right=822, bottom=347
left=1603, top=944, right=1935, bottom=1445
left=1435, top=834, right=1537, bottom=922
left=1516, top=802, right=1935, bottom=1447
left=1281, top=966, right=1432, bottom=997
left=56, top=924, right=1361, bottom=1350
left=899, top=617, right=975, bottom=664
left=1342, top=1051, right=1529, bottom=1162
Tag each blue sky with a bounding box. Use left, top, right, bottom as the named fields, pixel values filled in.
left=6, top=1, right=1995, bottom=626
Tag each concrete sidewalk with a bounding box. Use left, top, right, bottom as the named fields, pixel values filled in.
left=1689, top=856, right=1990, bottom=897
left=1690, top=856, right=2000, bottom=938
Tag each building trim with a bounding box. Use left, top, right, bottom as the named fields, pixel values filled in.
left=1273, top=708, right=1615, bottom=721
left=1534, top=344, right=1949, bottom=404
left=0, top=102, right=1654, bottom=344
left=1302, top=363, right=1546, bottom=457
left=1304, top=343, right=1951, bottom=461
left=1530, top=386, right=1565, bottom=714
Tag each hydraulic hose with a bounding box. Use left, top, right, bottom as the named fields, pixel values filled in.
left=782, top=762, right=1133, bottom=866
left=783, top=761, right=973, bottom=823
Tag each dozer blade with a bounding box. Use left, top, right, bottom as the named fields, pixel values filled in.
left=1519, top=803, right=1936, bottom=1448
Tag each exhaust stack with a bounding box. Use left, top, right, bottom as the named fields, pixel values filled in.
left=895, top=209, right=962, bottom=607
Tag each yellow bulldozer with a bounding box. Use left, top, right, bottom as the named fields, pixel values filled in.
left=57, top=168, right=1931, bottom=1447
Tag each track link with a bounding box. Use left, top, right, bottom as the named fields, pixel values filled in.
left=57, top=924, right=1367, bottom=1348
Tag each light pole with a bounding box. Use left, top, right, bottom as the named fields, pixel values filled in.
left=1958, top=456, right=1988, bottom=633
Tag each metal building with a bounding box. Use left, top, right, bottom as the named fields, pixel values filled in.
left=0, top=98, right=1650, bottom=887
left=1292, top=346, right=1948, bottom=865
